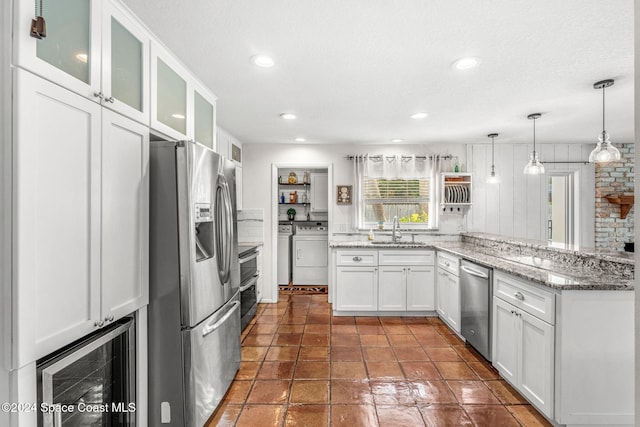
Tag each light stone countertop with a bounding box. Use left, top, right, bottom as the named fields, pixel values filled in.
left=329, top=240, right=633, bottom=291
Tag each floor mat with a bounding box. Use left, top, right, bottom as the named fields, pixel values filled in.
left=279, top=285, right=328, bottom=295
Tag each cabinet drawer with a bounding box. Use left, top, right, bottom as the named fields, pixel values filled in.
left=494, top=271, right=555, bottom=324
left=379, top=250, right=434, bottom=266
left=335, top=250, right=378, bottom=266
left=436, top=251, right=459, bottom=276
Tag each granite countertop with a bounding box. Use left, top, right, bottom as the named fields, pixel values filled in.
left=329, top=240, right=633, bottom=291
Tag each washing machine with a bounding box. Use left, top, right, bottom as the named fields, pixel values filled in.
left=277, top=224, right=293, bottom=285
left=292, top=223, right=328, bottom=285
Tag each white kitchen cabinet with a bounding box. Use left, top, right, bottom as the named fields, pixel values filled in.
left=310, top=172, right=328, bottom=212
left=335, top=266, right=378, bottom=311
left=378, top=250, right=435, bottom=311
left=492, top=271, right=555, bottom=419
left=13, top=69, right=148, bottom=367
left=150, top=43, right=189, bottom=139
left=193, top=85, right=216, bottom=149
left=14, top=0, right=150, bottom=125
left=378, top=267, right=406, bottom=310
left=100, top=109, right=149, bottom=322
left=435, top=252, right=461, bottom=333
left=493, top=296, right=554, bottom=418
left=406, top=266, right=435, bottom=310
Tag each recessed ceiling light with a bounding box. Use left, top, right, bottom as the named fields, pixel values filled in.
left=295, top=138, right=306, bottom=142
left=391, top=139, right=404, bottom=143
left=452, top=57, right=481, bottom=70
left=410, top=112, right=428, bottom=119
left=280, top=113, right=297, bottom=120
left=171, top=113, right=186, bottom=119
left=251, top=55, right=274, bottom=68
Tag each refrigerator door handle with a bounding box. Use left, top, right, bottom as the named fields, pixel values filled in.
left=202, top=300, right=240, bottom=338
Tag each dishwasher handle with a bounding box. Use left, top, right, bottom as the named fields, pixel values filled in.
left=460, top=265, right=489, bottom=279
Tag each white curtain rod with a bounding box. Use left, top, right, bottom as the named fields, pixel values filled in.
left=345, top=154, right=453, bottom=160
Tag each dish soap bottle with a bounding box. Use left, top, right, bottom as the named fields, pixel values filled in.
left=368, top=229, right=375, bottom=241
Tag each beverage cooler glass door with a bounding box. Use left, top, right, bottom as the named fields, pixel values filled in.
left=37, top=319, right=135, bottom=427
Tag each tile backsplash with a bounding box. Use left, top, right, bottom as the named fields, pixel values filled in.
left=237, top=208, right=264, bottom=243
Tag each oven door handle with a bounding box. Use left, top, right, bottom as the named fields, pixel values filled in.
left=239, top=250, right=259, bottom=263
left=239, top=274, right=259, bottom=292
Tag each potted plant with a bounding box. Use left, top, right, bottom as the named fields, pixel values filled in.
left=287, top=208, right=296, bottom=221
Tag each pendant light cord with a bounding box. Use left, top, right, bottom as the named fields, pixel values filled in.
left=602, top=84, right=606, bottom=137
left=532, top=117, right=537, bottom=155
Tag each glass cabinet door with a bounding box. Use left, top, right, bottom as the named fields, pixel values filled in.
left=103, top=1, right=149, bottom=125
left=194, top=90, right=214, bottom=149
left=36, top=0, right=92, bottom=84
left=156, top=57, right=187, bottom=135
left=110, top=18, right=143, bottom=111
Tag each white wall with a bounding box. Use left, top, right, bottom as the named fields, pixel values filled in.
left=467, top=142, right=596, bottom=247
left=634, top=0, right=639, bottom=421
left=242, top=142, right=467, bottom=302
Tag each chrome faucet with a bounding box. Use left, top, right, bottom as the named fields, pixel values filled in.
left=392, top=216, right=402, bottom=242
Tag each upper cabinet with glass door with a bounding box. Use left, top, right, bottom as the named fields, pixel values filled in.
left=193, top=82, right=217, bottom=150
left=14, top=0, right=150, bottom=124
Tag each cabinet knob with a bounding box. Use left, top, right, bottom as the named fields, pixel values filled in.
left=514, top=291, right=525, bottom=301
left=105, top=96, right=115, bottom=103
left=105, top=316, right=115, bottom=322
left=353, top=256, right=362, bottom=262
left=93, top=91, right=104, bottom=100
left=94, top=320, right=104, bottom=327
left=444, top=261, right=450, bottom=267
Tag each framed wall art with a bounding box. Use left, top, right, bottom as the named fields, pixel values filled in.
left=336, top=185, right=352, bottom=205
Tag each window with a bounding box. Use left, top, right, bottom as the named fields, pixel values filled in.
left=353, top=154, right=437, bottom=229
left=362, top=177, right=433, bottom=228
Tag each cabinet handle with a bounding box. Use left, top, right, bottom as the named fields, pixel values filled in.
left=105, top=96, right=115, bottom=103
left=514, top=291, right=525, bottom=301
left=373, top=268, right=377, bottom=272
left=353, top=256, right=362, bottom=262
left=93, top=91, right=104, bottom=100
left=105, top=316, right=115, bottom=322
left=94, top=320, right=104, bottom=327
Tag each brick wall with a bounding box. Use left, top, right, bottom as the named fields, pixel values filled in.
left=595, top=143, right=635, bottom=251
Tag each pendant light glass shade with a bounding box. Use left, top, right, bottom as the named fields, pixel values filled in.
left=486, top=133, right=501, bottom=184
left=523, top=113, right=545, bottom=175
left=589, top=79, right=620, bottom=163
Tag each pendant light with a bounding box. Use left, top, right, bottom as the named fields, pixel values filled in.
left=523, top=113, right=545, bottom=175
left=588, top=79, right=620, bottom=163
left=486, top=133, right=501, bottom=184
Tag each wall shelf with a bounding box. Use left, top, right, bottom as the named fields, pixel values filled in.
left=604, top=195, right=634, bottom=219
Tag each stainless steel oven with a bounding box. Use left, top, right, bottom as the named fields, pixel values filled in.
left=239, top=246, right=259, bottom=330
left=36, top=318, right=136, bottom=427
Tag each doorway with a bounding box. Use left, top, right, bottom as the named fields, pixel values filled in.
left=547, top=171, right=578, bottom=246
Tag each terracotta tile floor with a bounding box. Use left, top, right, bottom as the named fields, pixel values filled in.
left=207, top=293, right=552, bottom=427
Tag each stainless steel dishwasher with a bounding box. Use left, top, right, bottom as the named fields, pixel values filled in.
left=460, top=260, right=493, bottom=361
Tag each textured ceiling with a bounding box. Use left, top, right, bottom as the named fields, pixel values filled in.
left=124, top=0, right=634, bottom=146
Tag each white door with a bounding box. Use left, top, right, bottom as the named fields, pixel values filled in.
left=100, top=109, right=149, bottom=323
left=446, top=273, right=461, bottom=332
left=436, top=269, right=448, bottom=318
left=336, top=267, right=378, bottom=311
left=519, top=310, right=555, bottom=418
left=492, top=297, right=518, bottom=384
left=14, top=69, right=102, bottom=365
left=378, top=266, right=406, bottom=311
left=407, top=266, right=435, bottom=310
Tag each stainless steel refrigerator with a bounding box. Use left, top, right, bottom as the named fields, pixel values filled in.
left=148, top=140, right=240, bottom=426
